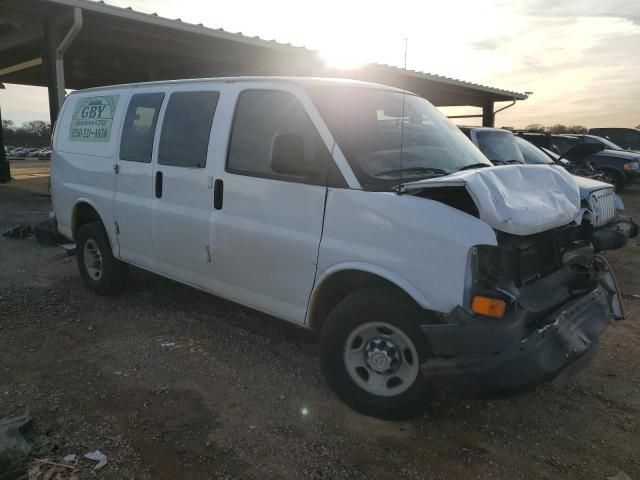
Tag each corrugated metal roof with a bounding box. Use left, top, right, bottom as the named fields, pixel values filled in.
left=43, top=0, right=528, bottom=100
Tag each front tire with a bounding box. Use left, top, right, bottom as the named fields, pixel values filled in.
left=76, top=222, right=128, bottom=295
left=320, top=288, right=435, bottom=420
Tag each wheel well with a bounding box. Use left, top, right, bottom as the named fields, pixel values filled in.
left=307, top=270, right=414, bottom=332
left=72, top=202, right=102, bottom=240
left=599, top=167, right=623, bottom=179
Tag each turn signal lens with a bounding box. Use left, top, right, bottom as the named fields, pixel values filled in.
left=471, top=296, right=506, bottom=318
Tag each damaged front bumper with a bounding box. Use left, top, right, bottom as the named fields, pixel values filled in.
left=592, top=215, right=639, bottom=252
left=420, top=257, right=622, bottom=396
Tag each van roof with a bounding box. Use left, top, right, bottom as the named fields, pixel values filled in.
left=67, top=76, right=407, bottom=95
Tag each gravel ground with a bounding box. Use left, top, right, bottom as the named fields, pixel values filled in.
left=1, top=163, right=640, bottom=479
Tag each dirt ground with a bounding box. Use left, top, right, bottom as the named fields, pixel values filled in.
left=1, top=159, right=640, bottom=479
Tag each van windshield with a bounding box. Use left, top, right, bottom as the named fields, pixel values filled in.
left=474, top=130, right=525, bottom=165
left=308, top=86, right=491, bottom=190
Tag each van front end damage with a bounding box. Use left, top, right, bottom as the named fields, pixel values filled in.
left=420, top=226, right=623, bottom=396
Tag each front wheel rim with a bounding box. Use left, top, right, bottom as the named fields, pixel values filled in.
left=83, top=238, right=104, bottom=281
left=344, top=321, right=420, bottom=397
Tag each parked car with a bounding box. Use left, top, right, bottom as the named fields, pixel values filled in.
left=9, top=148, right=28, bottom=157
left=36, top=148, right=51, bottom=158
left=588, top=128, right=640, bottom=151
left=566, top=134, right=639, bottom=154
left=460, top=127, right=637, bottom=249
left=52, top=77, right=624, bottom=419
left=517, top=132, right=640, bottom=191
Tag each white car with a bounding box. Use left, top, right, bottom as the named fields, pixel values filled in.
left=460, top=126, right=638, bottom=250
left=52, top=77, right=623, bottom=419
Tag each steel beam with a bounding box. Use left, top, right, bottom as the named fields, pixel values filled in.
left=0, top=58, right=43, bottom=77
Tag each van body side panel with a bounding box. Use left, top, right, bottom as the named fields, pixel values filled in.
left=52, top=89, right=128, bottom=245
left=316, top=189, right=498, bottom=315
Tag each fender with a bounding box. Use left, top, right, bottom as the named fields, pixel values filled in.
left=312, top=261, right=433, bottom=311
left=71, top=197, right=118, bottom=254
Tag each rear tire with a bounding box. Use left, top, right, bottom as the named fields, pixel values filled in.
left=76, top=222, right=128, bottom=295
left=320, top=288, right=435, bottom=420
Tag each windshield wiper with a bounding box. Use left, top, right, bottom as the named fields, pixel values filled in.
left=456, top=163, right=492, bottom=172
left=492, top=159, right=523, bottom=165
left=375, top=166, right=448, bottom=178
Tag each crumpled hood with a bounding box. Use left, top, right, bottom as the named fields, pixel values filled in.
left=573, top=175, right=613, bottom=198
left=400, top=164, right=581, bottom=236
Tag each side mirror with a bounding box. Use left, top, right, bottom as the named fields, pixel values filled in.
left=271, top=133, right=319, bottom=177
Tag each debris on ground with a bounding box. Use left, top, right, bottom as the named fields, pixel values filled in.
left=3, top=219, right=67, bottom=245
left=607, top=472, right=632, bottom=480
left=60, top=244, right=76, bottom=256
left=84, top=450, right=108, bottom=470
left=28, top=459, right=77, bottom=480
left=3, top=224, right=35, bottom=239
left=0, top=410, right=32, bottom=480
left=33, top=219, right=68, bottom=245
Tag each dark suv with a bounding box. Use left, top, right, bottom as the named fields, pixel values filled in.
left=588, top=128, right=640, bottom=151
left=517, top=132, right=640, bottom=191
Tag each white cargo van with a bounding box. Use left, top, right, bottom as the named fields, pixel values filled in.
left=52, top=77, right=623, bottom=419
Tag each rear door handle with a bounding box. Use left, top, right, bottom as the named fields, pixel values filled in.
left=213, top=179, right=223, bottom=210
left=155, top=171, right=163, bottom=198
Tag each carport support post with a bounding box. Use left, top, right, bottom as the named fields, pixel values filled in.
left=43, top=18, right=61, bottom=125
left=0, top=92, right=10, bottom=183
left=482, top=100, right=495, bottom=127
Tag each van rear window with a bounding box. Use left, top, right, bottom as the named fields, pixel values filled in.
left=119, top=93, right=165, bottom=163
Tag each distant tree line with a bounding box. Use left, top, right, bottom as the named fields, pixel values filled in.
left=503, top=124, right=640, bottom=133
left=518, top=124, right=589, bottom=134
left=2, top=120, right=51, bottom=147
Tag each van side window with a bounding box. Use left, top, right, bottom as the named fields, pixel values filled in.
left=227, top=90, right=331, bottom=185
left=119, top=93, right=165, bottom=163
left=158, top=91, right=219, bottom=168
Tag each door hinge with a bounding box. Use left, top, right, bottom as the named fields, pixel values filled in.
left=115, top=222, right=120, bottom=235
left=205, top=246, right=212, bottom=263
left=113, top=164, right=119, bottom=174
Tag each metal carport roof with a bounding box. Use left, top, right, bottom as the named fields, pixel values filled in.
left=0, top=0, right=527, bottom=125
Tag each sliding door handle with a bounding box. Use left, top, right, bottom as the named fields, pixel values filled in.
left=155, top=171, right=163, bottom=198
left=213, top=179, right=223, bottom=210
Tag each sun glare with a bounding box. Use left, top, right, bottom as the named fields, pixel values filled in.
left=320, top=46, right=367, bottom=70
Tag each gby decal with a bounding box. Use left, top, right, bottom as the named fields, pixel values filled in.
left=69, top=95, right=119, bottom=142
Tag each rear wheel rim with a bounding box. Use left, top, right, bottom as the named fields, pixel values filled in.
left=83, top=238, right=103, bottom=281
left=344, top=321, right=419, bottom=397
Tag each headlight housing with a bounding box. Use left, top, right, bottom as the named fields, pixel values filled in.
left=624, top=161, right=639, bottom=171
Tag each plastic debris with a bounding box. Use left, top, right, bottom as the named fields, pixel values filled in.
left=60, top=244, right=77, bottom=256
left=607, top=472, right=632, bottom=480
left=84, top=450, right=108, bottom=470
left=62, top=454, right=77, bottom=463
left=0, top=410, right=32, bottom=480
left=2, top=224, right=34, bottom=239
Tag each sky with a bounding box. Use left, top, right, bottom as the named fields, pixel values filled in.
left=2, top=0, right=639, bottom=128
